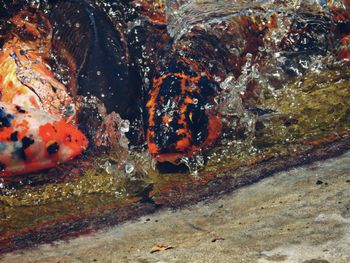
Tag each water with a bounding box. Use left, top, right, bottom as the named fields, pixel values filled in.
left=1, top=0, right=350, bottom=238
left=165, top=0, right=331, bottom=38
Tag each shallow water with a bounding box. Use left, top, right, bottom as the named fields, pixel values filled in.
left=0, top=0, right=350, bottom=241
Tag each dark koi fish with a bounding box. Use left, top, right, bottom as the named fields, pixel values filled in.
left=49, top=0, right=134, bottom=120
left=145, top=57, right=222, bottom=163
left=134, top=7, right=278, bottom=163
left=130, top=0, right=350, bottom=164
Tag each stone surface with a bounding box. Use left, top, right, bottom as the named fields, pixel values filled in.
left=2, top=151, right=350, bottom=263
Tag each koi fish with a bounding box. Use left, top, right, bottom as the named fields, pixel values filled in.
left=145, top=57, right=222, bottom=163
left=0, top=8, right=88, bottom=176
left=49, top=0, right=133, bottom=120
left=141, top=13, right=277, bottom=163
left=131, top=0, right=350, bottom=164
left=0, top=102, right=87, bottom=176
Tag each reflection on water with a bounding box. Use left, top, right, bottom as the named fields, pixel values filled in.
left=1, top=0, right=350, bottom=235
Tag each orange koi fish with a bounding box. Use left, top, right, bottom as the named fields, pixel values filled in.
left=0, top=8, right=88, bottom=176
left=0, top=102, right=87, bottom=176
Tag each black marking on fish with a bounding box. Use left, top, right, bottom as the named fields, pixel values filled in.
left=22, top=136, right=34, bottom=150
left=15, top=105, right=26, bottom=113
left=0, top=108, right=14, bottom=128
left=14, top=136, right=34, bottom=161
left=10, top=131, right=18, bottom=141
left=47, top=142, right=59, bottom=154
left=167, top=58, right=198, bottom=78
left=186, top=101, right=210, bottom=147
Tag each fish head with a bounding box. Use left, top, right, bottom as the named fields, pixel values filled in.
left=146, top=58, right=222, bottom=163
left=0, top=103, right=88, bottom=177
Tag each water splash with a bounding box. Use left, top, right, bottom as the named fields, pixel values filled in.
left=1, top=0, right=350, bottom=235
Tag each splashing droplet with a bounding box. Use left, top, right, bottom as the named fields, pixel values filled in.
left=125, top=162, right=135, bottom=174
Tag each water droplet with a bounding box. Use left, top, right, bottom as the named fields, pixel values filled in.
left=120, top=120, right=130, bottom=133
left=100, top=161, right=115, bottom=174
left=125, top=162, right=135, bottom=174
